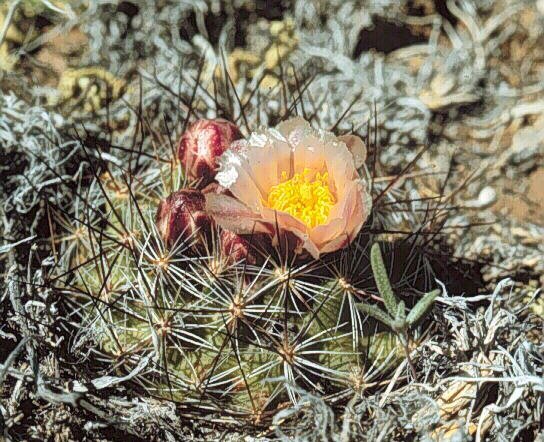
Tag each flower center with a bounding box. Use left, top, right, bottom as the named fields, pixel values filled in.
left=267, top=168, right=336, bottom=228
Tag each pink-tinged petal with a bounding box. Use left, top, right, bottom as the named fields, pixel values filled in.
left=309, top=180, right=369, bottom=254
left=291, top=133, right=326, bottom=176
left=309, top=218, right=346, bottom=247
left=244, top=135, right=292, bottom=193
left=345, top=180, right=372, bottom=238
left=339, top=180, right=359, bottom=221
left=215, top=150, right=264, bottom=211
left=259, top=207, right=329, bottom=259
left=327, top=181, right=370, bottom=253
left=276, top=117, right=312, bottom=145
left=322, top=139, right=358, bottom=197
left=308, top=164, right=358, bottom=232
left=334, top=180, right=365, bottom=241
left=216, top=128, right=296, bottom=210
left=261, top=207, right=309, bottom=236
left=318, top=234, right=350, bottom=255
left=299, top=236, right=320, bottom=259
left=205, top=193, right=273, bottom=235
left=338, top=134, right=367, bottom=168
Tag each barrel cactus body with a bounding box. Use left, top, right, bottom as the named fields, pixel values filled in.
left=62, top=117, right=430, bottom=423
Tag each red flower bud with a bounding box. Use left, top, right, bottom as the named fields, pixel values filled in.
left=202, top=181, right=230, bottom=196
left=156, top=189, right=211, bottom=247
left=220, top=230, right=259, bottom=265
left=178, top=119, right=242, bottom=185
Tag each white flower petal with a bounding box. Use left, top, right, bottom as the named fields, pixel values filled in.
left=338, top=134, right=367, bottom=168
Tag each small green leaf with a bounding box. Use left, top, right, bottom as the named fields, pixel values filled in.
left=356, top=302, right=394, bottom=329
left=406, top=289, right=440, bottom=326
left=391, top=318, right=407, bottom=333
left=396, top=300, right=406, bottom=321
left=370, top=243, right=399, bottom=316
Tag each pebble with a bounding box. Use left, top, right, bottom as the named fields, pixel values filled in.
left=466, top=186, right=497, bottom=208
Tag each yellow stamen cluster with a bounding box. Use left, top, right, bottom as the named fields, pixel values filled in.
left=267, top=168, right=336, bottom=228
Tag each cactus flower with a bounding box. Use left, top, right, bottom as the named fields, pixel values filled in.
left=178, top=118, right=242, bottom=185
left=156, top=189, right=211, bottom=246
left=205, top=117, right=372, bottom=259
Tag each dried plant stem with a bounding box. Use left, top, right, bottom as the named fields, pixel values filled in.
left=400, top=333, right=417, bottom=380
left=0, top=0, right=22, bottom=47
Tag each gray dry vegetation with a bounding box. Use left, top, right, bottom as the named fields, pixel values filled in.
left=1, top=0, right=543, bottom=441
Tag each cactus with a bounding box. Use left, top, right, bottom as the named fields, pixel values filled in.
left=55, top=117, right=439, bottom=425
